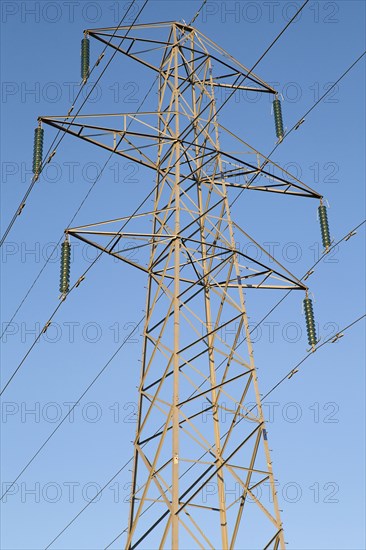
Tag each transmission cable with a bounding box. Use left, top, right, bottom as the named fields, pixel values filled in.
left=176, top=0, right=310, bottom=148
left=189, top=0, right=207, bottom=25
left=261, top=313, right=366, bottom=401
left=280, top=51, right=366, bottom=147
left=0, top=0, right=218, bottom=498
left=1, top=72, right=158, bottom=341
left=3, top=219, right=362, bottom=504
left=103, top=311, right=365, bottom=549
left=228, top=49, right=366, bottom=210
left=0, top=171, right=160, bottom=396
left=38, top=220, right=364, bottom=548
left=41, top=7, right=366, bottom=543
left=1, top=0, right=306, bottom=338
left=0, top=320, right=143, bottom=503
left=3, top=4, right=364, bottom=542
left=1, top=20, right=173, bottom=341
left=2, top=0, right=360, bottom=515
left=0, top=0, right=145, bottom=248
left=2, top=0, right=363, bottom=464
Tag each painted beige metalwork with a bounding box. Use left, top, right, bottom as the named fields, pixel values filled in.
left=40, top=22, right=324, bottom=550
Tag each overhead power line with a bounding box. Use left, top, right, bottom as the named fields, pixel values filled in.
left=229, top=50, right=366, bottom=209
left=1, top=0, right=309, bottom=341
left=2, top=4, right=365, bottom=545
left=0, top=0, right=145, bottom=248
left=41, top=7, right=366, bottom=548
left=189, top=0, right=207, bottom=26
left=186, top=0, right=310, bottom=144
left=0, top=177, right=158, bottom=397
left=1, top=1, right=161, bottom=341
left=1, top=74, right=158, bottom=341
left=0, top=0, right=309, bottom=409
left=260, top=313, right=366, bottom=402
left=2, top=0, right=363, bottom=503
left=70, top=309, right=366, bottom=550
left=287, top=50, right=366, bottom=142
left=14, top=218, right=362, bottom=547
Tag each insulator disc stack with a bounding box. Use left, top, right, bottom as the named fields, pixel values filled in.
left=273, top=97, right=284, bottom=142
left=81, top=36, right=90, bottom=82
left=318, top=204, right=331, bottom=250
left=60, top=239, right=71, bottom=294
left=303, top=297, right=317, bottom=347
left=32, top=126, right=44, bottom=175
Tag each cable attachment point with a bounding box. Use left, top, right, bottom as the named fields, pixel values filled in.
left=95, top=52, right=105, bottom=67
left=294, top=118, right=305, bottom=130
left=345, top=230, right=357, bottom=242
left=17, top=203, right=26, bottom=216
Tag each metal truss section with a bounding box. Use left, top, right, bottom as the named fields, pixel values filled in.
left=86, top=21, right=277, bottom=94
left=42, top=22, right=324, bottom=550
left=41, top=112, right=321, bottom=198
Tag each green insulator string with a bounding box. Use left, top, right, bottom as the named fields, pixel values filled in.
left=318, top=203, right=331, bottom=250
left=273, top=96, right=284, bottom=142
left=59, top=239, right=71, bottom=295
left=32, top=126, right=44, bottom=175
left=303, top=296, right=317, bottom=347
left=81, top=36, right=90, bottom=82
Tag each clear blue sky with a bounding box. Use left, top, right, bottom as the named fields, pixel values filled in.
left=1, top=1, right=365, bottom=549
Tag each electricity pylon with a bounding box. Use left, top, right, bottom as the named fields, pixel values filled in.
left=41, top=22, right=322, bottom=550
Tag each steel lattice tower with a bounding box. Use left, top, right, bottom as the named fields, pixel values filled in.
left=40, top=22, right=322, bottom=550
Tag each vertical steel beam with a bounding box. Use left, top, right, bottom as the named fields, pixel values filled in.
left=171, top=23, right=181, bottom=550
